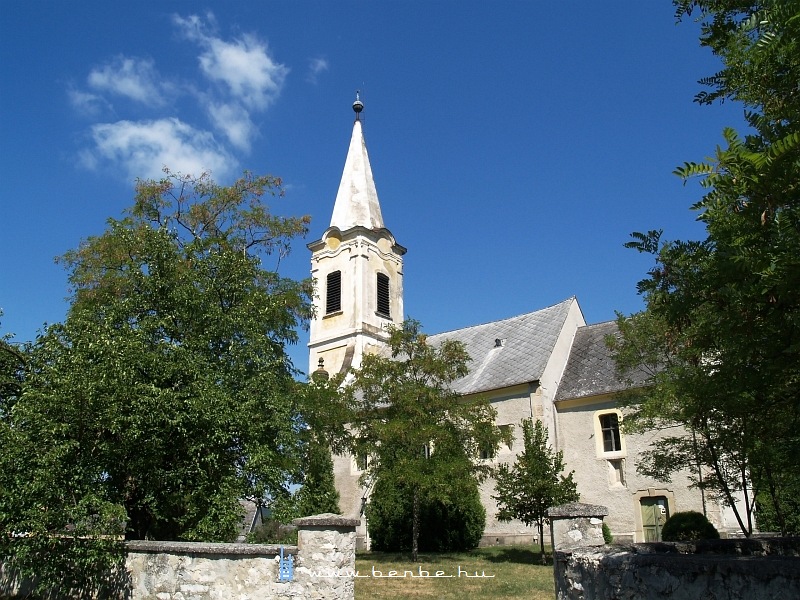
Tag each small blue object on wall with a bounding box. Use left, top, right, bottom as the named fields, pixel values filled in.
left=278, top=546, right=294, bottom=582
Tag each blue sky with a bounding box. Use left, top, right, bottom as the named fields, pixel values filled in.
left=1, top=1, right=745, bottom=374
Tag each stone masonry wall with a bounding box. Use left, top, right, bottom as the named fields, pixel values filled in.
left=553, top=538, right=800, bottom=600
left=1, top=514, right=359, bottom=600
left=126, top=541, right=294, bottom=599
left=548, top=503, right=608, bottom=552
left=126, top=514, right=358, bottom=600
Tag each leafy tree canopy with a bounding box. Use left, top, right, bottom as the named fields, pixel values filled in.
left=0, top=170, right=314, bottom=595
left=345, top=319, right=510, bottom=560
left=611, top=1, right=800, bottom=536
left=493, top=418, right=579, bottom=555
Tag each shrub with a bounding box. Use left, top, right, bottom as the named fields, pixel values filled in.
left=602, top=522, right=613, bottom=544
left=247, top=518, right=298, bottom=545
left=661, top=511, right=720, bottom=542
left=367, top=475, right=485, bottom=552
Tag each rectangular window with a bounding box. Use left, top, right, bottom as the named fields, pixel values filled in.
left=326, top=271, right=342, bottom=314
left=600, top=413, right=622, bottom=453
left=376, top=273, right=390, bottom=318
left=480, top=424, right=510, bottom=459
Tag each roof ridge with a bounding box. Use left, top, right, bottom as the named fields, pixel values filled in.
left=429, top=296, right=576, bottom=338
left=577, top=319, right=619, bottom=330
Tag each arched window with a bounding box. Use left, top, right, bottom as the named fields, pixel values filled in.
left=376, top=273, right=390, bottom=318
left=326, top=271, right=342, bottom=314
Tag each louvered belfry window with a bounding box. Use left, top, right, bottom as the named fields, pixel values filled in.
left=376, top=273, right=390, bottom=318
left=326, top=271, right=342, bottom=314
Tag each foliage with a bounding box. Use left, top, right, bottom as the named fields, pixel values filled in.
left=611, top=0, right=800, bottom=537
left=366, top=472, right=485, bottom=552
left=0, top=316, right=24, bottom=416
left=346, top=319, right=509, bottom=560
left=602, top=522, right=614, bottom=545
left=247, top=518, right=298, bottom=545
left=294, top=436, right=341, bottom=518
left=492, top=419, right=579, bottom=555
left=755, top=483, right=800, bottom=535
left=661, top=510, right=720, bottom=541
left=0, top=170, right=313, bottom=593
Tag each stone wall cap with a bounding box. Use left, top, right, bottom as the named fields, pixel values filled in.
left=292, top=513, right=360, bottom=528
left=125, top=540, right=297, bottom=556
left=547, top=502, right=609, bottom=518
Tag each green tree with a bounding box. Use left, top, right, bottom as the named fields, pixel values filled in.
left=0, top=316, right=24, bottom=415
left=345, top=319, right=509, bottom=561
left=611, top=0, right=800, bottom=536
left=294, top=436, right=340, bottom=517
left=366, top=472, right=485, bottom=552
left=492, top=418, right=579, bottom=556
left=1, top=322, right=128, bottom=596
left=0, top=169, right=313, bottom=593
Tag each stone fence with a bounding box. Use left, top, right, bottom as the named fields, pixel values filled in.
left=547, top=503, right=800, bottom=600
left=2, top=513, right=359, bottom=600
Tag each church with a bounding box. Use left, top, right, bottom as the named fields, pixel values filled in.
left=307, top=97, right=741, bottom=549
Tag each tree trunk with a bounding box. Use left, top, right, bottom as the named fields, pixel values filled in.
left=764, top=465, right=787, bottom=536
left=538, top=520, right=546, bottom=564
left=412, top=489, right=420, bottom=562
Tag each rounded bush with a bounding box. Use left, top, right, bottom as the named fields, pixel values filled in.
left=661, top=510, right=720, bottom=541
left=367, top=475, right=485, bottom=552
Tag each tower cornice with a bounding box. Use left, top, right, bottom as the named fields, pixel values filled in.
left=307, top=225, right=407, bottom=256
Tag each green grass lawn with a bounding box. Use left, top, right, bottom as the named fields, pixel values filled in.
left=354, top=546, right=554, bottom=600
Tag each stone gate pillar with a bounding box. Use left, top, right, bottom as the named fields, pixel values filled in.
left=547, top=502, right=608, bottom=552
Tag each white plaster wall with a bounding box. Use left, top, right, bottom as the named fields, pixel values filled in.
left=555, top=396, right=708, bottom=542
left=331, top=452, right=370, bottom=548
left=475, top=387, right=539, bottom=539
left=539, top=298, right=585, bottom=448
left=308, top=229, right=402, bottom=376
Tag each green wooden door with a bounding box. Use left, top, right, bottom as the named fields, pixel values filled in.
left=640, top=497, right=669, bottom=542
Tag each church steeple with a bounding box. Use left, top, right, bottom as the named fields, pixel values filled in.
left=307, top=96, right=406, bottom=376
left=329, top=94, right=384, bottom=230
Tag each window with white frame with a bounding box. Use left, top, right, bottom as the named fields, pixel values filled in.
left=600, top=413, right=622, bottom=452
left=593, top=409, right=626, bottom=458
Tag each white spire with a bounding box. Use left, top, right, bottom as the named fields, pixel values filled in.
left=329, top=107, right=384, bottom=230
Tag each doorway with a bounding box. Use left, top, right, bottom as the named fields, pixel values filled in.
left=640, top=496, right=669, bottom=541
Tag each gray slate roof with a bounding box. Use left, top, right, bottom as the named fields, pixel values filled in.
left=236, top=499, right=261, bottom=542
left=554, top=321, right=650, bottom=401
left=427, top=297, right=576, bottom=396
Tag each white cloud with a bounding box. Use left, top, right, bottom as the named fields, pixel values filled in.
left=171, top=12, right=217, bottom=42
left=68, top=87, right=111, bottom=117
left=307, top=57, right=329, bottom=84
left=87, top=56, right=167, bottom=106
left=174, top=14, right=288, bottom=110
left=207, top=101, right=256, bottom=152
left=81, top=118, right=236, bottom=181
left=71, top=13, right=285, bottom=180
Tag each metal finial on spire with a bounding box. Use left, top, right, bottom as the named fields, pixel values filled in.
left=353, top=90, right=364, bottom=120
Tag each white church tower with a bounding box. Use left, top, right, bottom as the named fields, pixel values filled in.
left=307, top=95, right=406, bottom=376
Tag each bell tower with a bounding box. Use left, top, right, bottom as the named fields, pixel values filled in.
left=308, top=95, right=406, bottom=376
